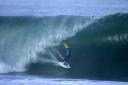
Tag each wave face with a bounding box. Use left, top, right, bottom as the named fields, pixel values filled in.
left=0, top=16, right=95, bottom=73
left=67, top=13, right=128, bottom=79
left=27, top=13, right=128, bottom=80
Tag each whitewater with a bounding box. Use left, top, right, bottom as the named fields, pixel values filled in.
left=0, top=75, right=128, bottom=85
left=0, top=16, right=96, bottom=74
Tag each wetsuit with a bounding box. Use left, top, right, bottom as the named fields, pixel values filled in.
left=63, top=42, right=71, bottom=63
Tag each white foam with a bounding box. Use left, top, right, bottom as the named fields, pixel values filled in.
left=0, top=61, right=12, bottom=74
left=0, top=75, right=128, bottom=85
left=0, top=16, right=97, bottom=74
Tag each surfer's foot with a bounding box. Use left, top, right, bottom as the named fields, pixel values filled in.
left=63, top=61, right=67, bottom=65
left=60, top=61, right=66, bottom=65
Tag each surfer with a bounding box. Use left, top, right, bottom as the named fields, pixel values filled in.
left=62, top=39, right=71, bottom=64
left=57, top=39, right=71, bottom=69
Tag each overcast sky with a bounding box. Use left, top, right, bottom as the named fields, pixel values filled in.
left=0, top=0, right=128, bottom=16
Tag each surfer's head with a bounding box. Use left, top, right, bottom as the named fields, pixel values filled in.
left=62, top=39, right=68, bottom=43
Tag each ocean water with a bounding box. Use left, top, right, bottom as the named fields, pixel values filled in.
left=0, top=13, right=128, bottom=84
left=0, top=0, right=128, bottom=85
left=0, top=75, right=128, bottom=85
left=0, top=0, right=128, bottom=16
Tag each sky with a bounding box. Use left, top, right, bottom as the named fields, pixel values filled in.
left=0, top=0, right=128, bottom=16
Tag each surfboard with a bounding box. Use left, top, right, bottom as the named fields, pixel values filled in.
left=57, top=62, right=71, bottom=69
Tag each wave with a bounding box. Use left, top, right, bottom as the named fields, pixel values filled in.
left=27, top=13, right=128, bottom=80
left=0, top=15, right=95, bottom=74
left=1, top=13, right=128, bottom=80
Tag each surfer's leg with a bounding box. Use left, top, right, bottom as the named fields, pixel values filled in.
left=64, top=48, right=70, bottom=63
